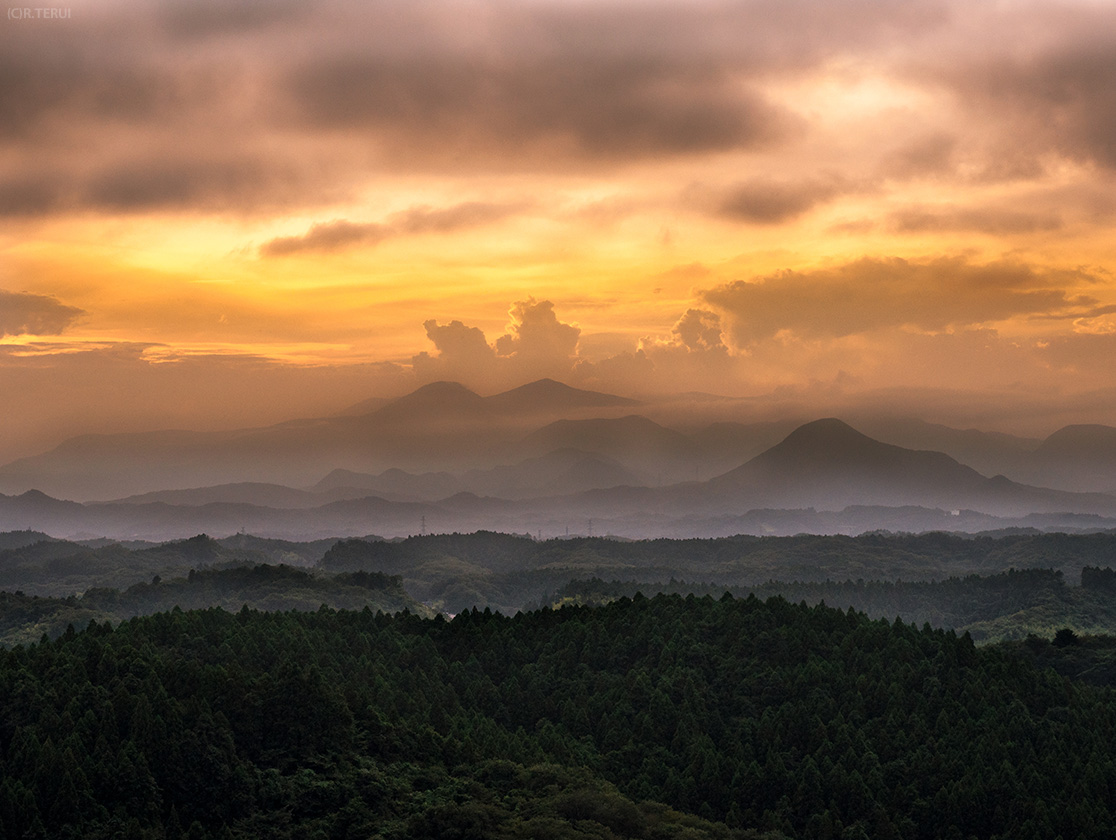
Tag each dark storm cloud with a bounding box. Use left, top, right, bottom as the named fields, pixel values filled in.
left=0, top=157, right=310, bottom=218
left=0, top=0, right=956, bottom=216
left=0, top=290, right=84, bottom=337
left=936, top=42, right=1116, bottom=172
left=85, top=157, right=296, bottom=213
left=715, top=177, right=847, bottom=224
left=5, top=0, right=1112, bottom=217
left=281, top=55, right=791, bottom=162
left=702, top=257, right=1097, bottom=344
left=261, top=201, right=528, bottom=256
left=0, top=30, right=207, bottom=141
left=0, top=173, right=70, bottom=216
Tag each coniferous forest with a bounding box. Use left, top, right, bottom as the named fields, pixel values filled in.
left=4, top=593, right=1116, bottom=839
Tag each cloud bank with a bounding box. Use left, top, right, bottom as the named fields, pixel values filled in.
left=702, top=258, right=1098, bottom=344
left=5, top=0, right=1114, bottom=216
left=0, top=291, right=84, bottom=337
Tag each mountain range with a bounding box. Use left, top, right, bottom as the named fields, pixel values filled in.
left=0, top=379, right=640, bottom=500
left=0, top=382, right=1114, bottom=541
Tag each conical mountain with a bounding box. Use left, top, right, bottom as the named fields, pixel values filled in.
left=743, top=418, right=979, bottom=479
left=704, top=418, right=1046, bottom=513
left=368, top=381, right=490, bottom=426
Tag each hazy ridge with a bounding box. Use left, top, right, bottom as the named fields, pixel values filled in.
left=0, top=380, right=1113, bottom=541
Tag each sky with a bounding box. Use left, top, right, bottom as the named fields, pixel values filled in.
left=2, top=0, right=1116, bottom=459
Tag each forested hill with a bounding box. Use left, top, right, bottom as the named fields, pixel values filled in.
left=543, top=568, right=1116, bottom=643
left=318, top=529, right=1116, bottom=613
left=3, top=595, right=1116, bottom=838
left=0, top=533, right=287, bottom=597
left=0, top=564, right=430, bottom=646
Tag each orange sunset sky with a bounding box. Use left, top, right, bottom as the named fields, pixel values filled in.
left=2, top=0, right=1116, bottom=460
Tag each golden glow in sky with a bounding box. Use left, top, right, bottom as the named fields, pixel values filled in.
left=2, top=0, right=1116, bottom=457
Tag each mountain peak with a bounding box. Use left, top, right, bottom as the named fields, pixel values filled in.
left=486, top=378, right=638, bottom=412
left=371, top=381, right=489, bottom=424
left=407, top=381, right=482, bottom=400
left=700, top=417, right=1004, bottom=512
left=17, top=489, right=56, bottom=501
left=505, top=377, right=564, bottom=391
left=729, top=417, right=909, bottom=476
left=775, top=418, right=878, bottom=453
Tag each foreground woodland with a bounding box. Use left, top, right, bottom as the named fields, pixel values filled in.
left=4, top=594, right=1116, bottom=839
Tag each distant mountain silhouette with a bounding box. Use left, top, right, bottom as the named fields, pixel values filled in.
left=333, top=395, right=393, bottom=417
left=729, top=418, right=979, bottom=479
left=337, top=378, right=634, bottom=421
left=3, top=420, right=1116, bottom=543
left=853, top=417, right=1039, bottom=477
left=313, top=449, right=642, bottom=502
left=1021, top=424, right=1116, bottom=493
left=485, top=378, right=638, bottom=414
left=116, top=482, right=344, bottom=510
left=1035, top=424, right=1116, bottom=458
left=702, top=418, right=1115, bottom=515
left=5, top=385, right=1116, bottom=530
left=0, top=379, right=641, bottom=499
left=368, top=381, right=492, bottom=426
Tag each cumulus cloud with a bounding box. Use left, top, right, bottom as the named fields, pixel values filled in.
left=0, top=290, right=84, bottom=337
left=403, top=274, right=1115, bottom=404
left=570, top=307, right=740, bottom=396
left=261, top=201, right=526, bottom=256
left=412, top=298, right=581, bottom=388
left=411, top=319, right=496, bottom=384
left=668, top=309, right=729, bottom=353
left=702, top=257, right=1097, bottom=344
left=494, top=299, right=580, bottom=365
